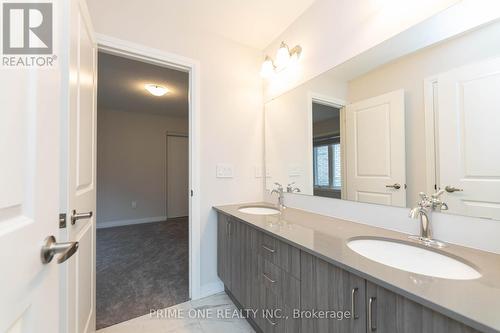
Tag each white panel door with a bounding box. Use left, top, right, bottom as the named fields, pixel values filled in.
left=60, top=0, right=97, bottom=332
left=167, top=135, right=189, bottom=218
left=345, top=90, right=406, bottom=207
left=0, top=28, right=61, bottom=333
left=437, top=57, right=500, bottom=219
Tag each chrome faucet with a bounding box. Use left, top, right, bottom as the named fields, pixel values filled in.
left=408, top=190, right=448, bottom=247
left=286, top=182, right=301, bottom=193
left=271, top=182, right=285, bottom=211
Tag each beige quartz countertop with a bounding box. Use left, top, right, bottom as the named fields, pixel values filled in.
left=214, top=203, right=500, bottom=333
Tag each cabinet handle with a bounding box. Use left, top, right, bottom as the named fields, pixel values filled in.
left=266, top=316, right=277, bottom=326
left=263, top=273, right=276, bottom=284
left=368, top=297, right=377, bottom=331
left=351, top=287, right=359, bottom=319
left=262, top=245, right=276, bottom=253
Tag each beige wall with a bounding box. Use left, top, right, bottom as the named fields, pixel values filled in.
left=97, top=109, right=188, bottom=225
left=348, top=20, right=500, bottom=206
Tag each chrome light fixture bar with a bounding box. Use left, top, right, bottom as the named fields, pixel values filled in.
left=261, top=41, right=302, bottom=78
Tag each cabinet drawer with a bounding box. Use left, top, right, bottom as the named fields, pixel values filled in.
left=259, top=284, right=300, bottom=333
left=258, top=231, right=301, bottom=279
left=261, top=259, right=300, bottom=310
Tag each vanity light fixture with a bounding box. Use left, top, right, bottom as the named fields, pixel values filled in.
left=144, top=84, right=169, bottom=96
left=260, top=41, right=302, bottom=78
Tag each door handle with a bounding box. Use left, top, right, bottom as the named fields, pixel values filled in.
left=368, top=297, right=377, bottom=331
left=445, top=185, right=463, bottom=193
left=351, top=287, right=359, bottom=319
left=385, top=183, right=401, bottom=190
left=71, top=210, right=93, bottom=225
left=41, top=236, right=79, bottom=264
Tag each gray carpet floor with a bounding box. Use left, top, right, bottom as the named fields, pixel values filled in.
left=96, top=217, right=189, bottom=329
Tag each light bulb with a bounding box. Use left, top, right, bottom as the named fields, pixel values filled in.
left=260, top=57, right=275, bottom=78
left=145, top=84, right=169, bottom=96
left=275, top=42, right=290, bottom=71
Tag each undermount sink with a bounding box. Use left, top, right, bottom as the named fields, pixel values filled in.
left=347, top=238, right=481, bottom=280
left=238, top=206, right=280, bottom=215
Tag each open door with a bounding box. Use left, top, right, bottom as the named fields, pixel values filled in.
left=0, top=6, right=66, bottom=333
left=59, top=0, right=97, bottom=332
left=345, top=89, right=406, bottom=207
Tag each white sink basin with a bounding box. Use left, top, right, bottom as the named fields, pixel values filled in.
left=347, top=238, right=481, bottom=280
left=238, top=206, right=280, bottom=215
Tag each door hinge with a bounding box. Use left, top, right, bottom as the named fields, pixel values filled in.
left=190, top=190, right=194, bottom=197
left=59, top=213, right=67, bottom=229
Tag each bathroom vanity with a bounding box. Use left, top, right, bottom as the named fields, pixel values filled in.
left=214, top=204, right=500, bottom=333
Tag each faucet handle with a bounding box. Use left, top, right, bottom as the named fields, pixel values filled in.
left=431, top=189, right=446, bottom=199
left=418, top=192, right=429, bottom=201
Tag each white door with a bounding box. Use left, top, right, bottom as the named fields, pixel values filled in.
left=60, top=0, right=97, bottom=332
left=0, top=17, right=63, bottom=333
left=167, top=135, right=189, bottom=218
left=345, top=89, right=406, bottom=207
left=437, top=57, right=500, bottom=220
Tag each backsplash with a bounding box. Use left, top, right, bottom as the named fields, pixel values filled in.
left=264, top=192, right=500, bottom=255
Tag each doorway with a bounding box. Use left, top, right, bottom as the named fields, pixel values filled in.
left=95, top=50, right=190, bottom=329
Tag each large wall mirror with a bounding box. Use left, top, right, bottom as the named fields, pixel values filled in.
left=265, top=19, right=500, bottom=221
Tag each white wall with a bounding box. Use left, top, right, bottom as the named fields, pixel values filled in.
left=263, top=0, right=500, bottom=100
left=96, top=109, right=188, bottom=227
left=87, top=0, right=264, bottom=296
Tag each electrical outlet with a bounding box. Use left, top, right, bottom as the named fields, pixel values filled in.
left=216, top=164, right=234, bottom=178
left=131, top=201, right=137, bottom=209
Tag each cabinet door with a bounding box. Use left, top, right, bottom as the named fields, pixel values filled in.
left=365, top=282, right=480, bottom=333
left=301, top=252, right=366, bottom=333
left=217, top=213, right=231, bottom=288
left=229, top=218, right=243, bottom=303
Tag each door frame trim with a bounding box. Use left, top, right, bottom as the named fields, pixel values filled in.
left=423, top=75, right=439, bottom=195
left=307, top=92, right=346, bottom=197
left=96, top=33, right=202, bottom=300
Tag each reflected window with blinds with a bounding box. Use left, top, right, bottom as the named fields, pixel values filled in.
left=313, top=135, right=341, bottom=191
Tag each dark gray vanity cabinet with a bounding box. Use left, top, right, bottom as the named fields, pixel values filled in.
left=216, top=212, right=484, bottom=333
left=365, top=282, right=480, bottom=333
left=301, top=251, right=366, bottom=333
left=217, top=213, right=248, bottom=304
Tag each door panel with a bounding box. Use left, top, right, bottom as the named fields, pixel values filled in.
left=345, top=89, right=406, bottom=207
left=365, top=281, right=480, bottom=333
left=437, top=57, right=500, bottom=219
left=0, top=46, right=60, bottom=333
left=301, top=252, right=366, bottom=333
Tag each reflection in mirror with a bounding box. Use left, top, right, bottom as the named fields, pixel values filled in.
left=312, top=102, right=342, bottom=199
left=265, top=19, right=500, bottom=220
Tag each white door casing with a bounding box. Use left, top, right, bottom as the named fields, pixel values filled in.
left=60, top=0, right=97, bottom=332
left=436, top=57, right=500, bottom=220
left=345, top=89, right=407, bottom=207
left=167, top=134, right=189, bottom=219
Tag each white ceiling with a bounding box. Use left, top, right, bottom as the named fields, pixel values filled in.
left=87, top=0, right=316, bottom=50
left=97, top=52, right=189, bottom=117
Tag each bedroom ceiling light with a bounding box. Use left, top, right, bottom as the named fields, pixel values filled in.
left=145, top=84, right=169, bottom=96
left=260, top=41, right=302, bottom=78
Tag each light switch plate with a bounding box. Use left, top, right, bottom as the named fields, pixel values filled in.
left=216, top=164, right=234, bottom=178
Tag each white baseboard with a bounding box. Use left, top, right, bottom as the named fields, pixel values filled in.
left=96, top=216, right=167, bottom=229
left=197, top=280, right=224, bottom=300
